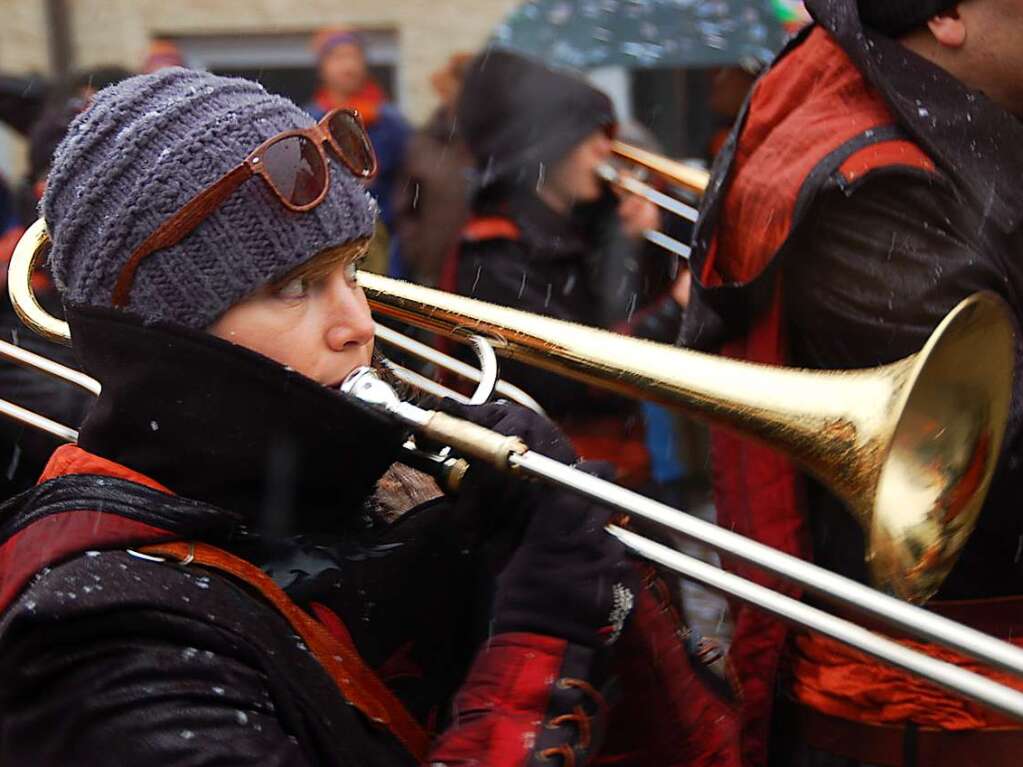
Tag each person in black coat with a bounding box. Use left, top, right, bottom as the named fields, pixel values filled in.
left=450, top=51, right=689, bottom=488
left=0, top=68, right=638, bottom=766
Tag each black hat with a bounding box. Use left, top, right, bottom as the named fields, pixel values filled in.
left=857, top=0, right=960, bottom=37
left=457, top=49, right=615, bottom=191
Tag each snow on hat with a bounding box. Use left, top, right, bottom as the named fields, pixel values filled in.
left=43, top=67, right=376, bottom=329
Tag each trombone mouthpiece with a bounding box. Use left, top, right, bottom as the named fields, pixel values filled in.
left=340, top=366, right=402, bottom=410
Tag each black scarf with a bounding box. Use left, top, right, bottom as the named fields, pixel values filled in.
left=67, top=304, right=407, bottom=537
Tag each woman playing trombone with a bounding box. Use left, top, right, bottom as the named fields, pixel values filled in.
left=0, top=69, right=736, bottom=766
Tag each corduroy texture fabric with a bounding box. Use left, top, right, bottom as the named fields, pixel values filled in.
left=43, top=67, right=376, bottom=329
left=857, top=0, right=959, bottom=36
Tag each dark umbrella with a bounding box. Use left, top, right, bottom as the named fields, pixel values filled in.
left=492, top=0, right=804, bottom=70
left=0, top=74, right=50, bottom=135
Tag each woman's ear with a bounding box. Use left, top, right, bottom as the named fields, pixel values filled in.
left=927, top=7, right=968, bottom=48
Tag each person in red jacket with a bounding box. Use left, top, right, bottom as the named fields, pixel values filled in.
left=0, top=67, right=639, bottom=766
left=305, top=27, right=410, bottom=278
left=681, top=0, right=1023, bottom=765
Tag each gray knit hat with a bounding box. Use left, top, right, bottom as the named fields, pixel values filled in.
left=43, top=67, right=377, bottom=329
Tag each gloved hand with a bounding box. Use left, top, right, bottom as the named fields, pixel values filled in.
left=492, top=459, right=638, bottom=648
left=434, top=399, right=637, bottom=648
left=432, top=399, right=579, bottom=564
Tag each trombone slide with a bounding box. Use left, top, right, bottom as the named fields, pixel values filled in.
left=341, top=365, right=1023, bottom=723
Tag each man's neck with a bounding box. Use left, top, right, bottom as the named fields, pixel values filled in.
left=899, top=32, right=1021, bottom=118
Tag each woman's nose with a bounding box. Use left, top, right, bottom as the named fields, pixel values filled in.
left=324, top=275, right=375, bottom=352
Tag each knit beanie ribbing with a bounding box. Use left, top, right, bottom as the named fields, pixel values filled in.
left=857, top=0, right=959, bottom=36
left=43, top=68, right=376, bottom=329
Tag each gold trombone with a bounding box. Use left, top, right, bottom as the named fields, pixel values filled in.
left=596, top=141, right=712, bottom=260
left=8, top=219, right=1023, bottom=723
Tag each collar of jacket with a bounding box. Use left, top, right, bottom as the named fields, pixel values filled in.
left=807, top=0, right=1023, bottom=233
left=67, top=304, right=407, bottom=537
left=490, top=190, right=621, bottom=261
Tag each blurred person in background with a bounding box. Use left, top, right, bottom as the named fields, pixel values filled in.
left=142, top=38, right=185, bottom=73
left=706, top=57, right=765, bottom=161
left=393, top=53, right=474, bottom=288
left=450, top=50, right=690, bottom=490
left=0, top=70, right=128, bottom=499
left=307, top=27, right=410, bottom=277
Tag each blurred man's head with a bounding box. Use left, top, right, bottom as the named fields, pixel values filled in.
left=314, top=28, right=368, bottom=99
left=143, top=39, right=185, bottom=74
left=859, top=0, right=1023, bottom=116
left=430, top=53, right=473, bottom=112
left=458, top=50, right=615, bottom=203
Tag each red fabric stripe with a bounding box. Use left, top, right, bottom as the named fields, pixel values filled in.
left=707, top=28, right=896, bottom=290
left=0, top=510, right=171, bottom=612
left=838, top=140, right=936, bottom=184
left=39, top=444, right=172, bottom=493
left=461, top=216, right=521, bottom=243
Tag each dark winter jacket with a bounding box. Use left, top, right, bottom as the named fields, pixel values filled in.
left=683, top=0, right=1023, bottom=601
left=0, top=305, right=741, bottom=765
left=455, top=192, right=682, bottom=420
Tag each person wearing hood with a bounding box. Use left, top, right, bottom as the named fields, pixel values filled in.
left=681, top=0, right=1023, bottom=764
left=306, top=27, right=410, bottom=279
left=0, top=67, right=649, bottom=766
left=450, top=50, right=690, bottom=490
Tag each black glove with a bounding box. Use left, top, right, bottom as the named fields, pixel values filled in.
left=490, top=459, right=638, bottom=648
left=433, top=399, right=578, bottom=563
left=434, top=400, right=637, bottom=647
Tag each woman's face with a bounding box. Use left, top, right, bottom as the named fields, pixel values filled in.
left=547, top=129, right=613, bottom=205
left=209, top=249, right=375, bottom=388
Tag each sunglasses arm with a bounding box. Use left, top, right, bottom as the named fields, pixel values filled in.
left=112, top=163, right=254, bottom=308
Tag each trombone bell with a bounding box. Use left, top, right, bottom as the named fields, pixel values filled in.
left=358, top=272, right=1014, bottom=603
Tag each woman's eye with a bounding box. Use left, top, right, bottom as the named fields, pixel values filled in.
left=276, top=277, right=307, bottom=300
left=344, top=259, right=362, bottom=285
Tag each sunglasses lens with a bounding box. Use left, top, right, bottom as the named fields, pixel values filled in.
left=261, top=135, right=326, bottom=207
left=328, top=111, right=377, bottom=177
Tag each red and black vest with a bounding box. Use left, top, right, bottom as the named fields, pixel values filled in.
left=687, top=25, right=937, bottom=766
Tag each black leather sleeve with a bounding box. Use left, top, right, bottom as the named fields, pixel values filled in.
left=0, top=610, right=312, bottom=767
left=784, top=174, right=1004, bottom=370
